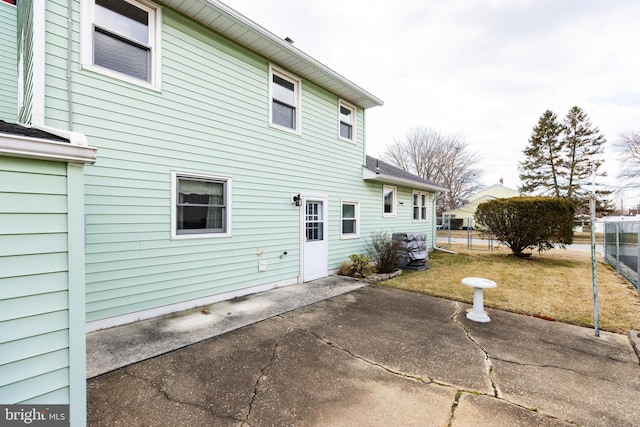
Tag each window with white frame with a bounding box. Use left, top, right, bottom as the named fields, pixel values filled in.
left=339, top=101, right=355, bottom=141
left=172, top=172, right=231, bottom=238
left=413, top=191, right=428, bottom=221
left=383, top=186, right=396, bottom=217
left=270, top=67, right=301, bottom=132
left=83, top=0, right=161, bottom=87
left=341, top=201, right=360, bottom=238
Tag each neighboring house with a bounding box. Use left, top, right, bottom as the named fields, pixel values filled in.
left=0, top=0, right=445, bottom=423
left=442, top=180, right=521, bottom=229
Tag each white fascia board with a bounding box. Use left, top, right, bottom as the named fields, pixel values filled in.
left=163, top=0, right=383, bottom=109
left=363, top=167, right=447, bottom=193
left=0, top=133, right=97, bottom=164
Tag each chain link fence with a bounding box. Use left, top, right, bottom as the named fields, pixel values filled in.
left=604, top=221, right=640, bottom=293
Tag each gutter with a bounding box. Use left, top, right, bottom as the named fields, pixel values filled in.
left=0, top=132, right=97, bottom=164
left=362, top=167, right=448, bottom=193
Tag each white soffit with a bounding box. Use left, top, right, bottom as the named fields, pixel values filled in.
left=162, top=0, right=383, bottom=109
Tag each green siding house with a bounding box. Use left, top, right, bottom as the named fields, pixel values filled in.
left=1, top=0, right=445, bottom=424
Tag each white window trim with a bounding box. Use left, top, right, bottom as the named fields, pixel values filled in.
left=338, top=99, right=356, bottom=142
left=81, top=0, right=162, bottom=91
left=412, top=191, right=429, bottom=222
left=171, top=171, right=232, bottom=239
left=269, top=65, right=302, bottom=134
left=340, top=200, right=360, bottom=239
left=383, top=185, right=397, bottom=218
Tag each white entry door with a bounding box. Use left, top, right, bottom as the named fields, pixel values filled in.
left=302, top=197, right=328, bottom=281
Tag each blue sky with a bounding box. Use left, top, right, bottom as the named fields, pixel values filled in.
left=225, top=0, right=640, bottom=203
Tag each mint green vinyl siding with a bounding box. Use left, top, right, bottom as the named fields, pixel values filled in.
left=0, top=2, right=17, bottom=121
left=0, top=158, right=70, bottom=404
left=34, top=1, right=433, bottom=324
left=72, top=8, right=358, bottom=322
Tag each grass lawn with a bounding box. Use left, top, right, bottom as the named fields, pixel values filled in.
left=381, top=244, right=640, bottom=334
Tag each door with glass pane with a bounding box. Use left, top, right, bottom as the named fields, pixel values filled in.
left=302, top=197, right=328, bottom=281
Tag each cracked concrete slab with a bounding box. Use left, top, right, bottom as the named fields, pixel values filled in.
left=86, top=276, right=368, bottom=378
left=87, top=317, right=296, bottom=426
left=280, top=286, right=494, bottom=394
left=458, top=301, right=640, bottom=427
left=452, top=393, right=574, bottom=427
left=248, top=327, right=456, bottom=427
left=87, top=282, right=640, bottom=426
left=492, top=359, right=640, bottom=427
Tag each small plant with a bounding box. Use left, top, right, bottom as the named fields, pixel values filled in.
left=337, top=261, right=354, bottom=277
left=348, top=253, right=375, bottom=278
left=367, top=231, right=403, bottom=273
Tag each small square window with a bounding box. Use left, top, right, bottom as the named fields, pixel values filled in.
left=383, top=186, right=396, bottom=217
left=339, top=101, right=355, bottom=141
left=270, top=66, right=301, bottom=132
left=172, top=172, right=232, bottom=239
left=341, top=201, right=360, bottom=238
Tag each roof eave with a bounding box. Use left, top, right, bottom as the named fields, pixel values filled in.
left=363, top=167, right=447, bottom=193
left=0, top=133, right=97, bottom=164
left=162, top=0, right=383, bottom=109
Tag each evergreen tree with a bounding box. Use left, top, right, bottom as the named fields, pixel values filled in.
left=519, top=106, right=612, bottom=214
left=562, top=106, right=609, bottom=212
left=519, top=110, right=564, bottom=197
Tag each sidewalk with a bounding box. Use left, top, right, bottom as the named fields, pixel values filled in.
left=87, top=279, right=640, bottom=426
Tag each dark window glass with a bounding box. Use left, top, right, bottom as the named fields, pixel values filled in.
left=176, top=178, right=225, bottom=234
left=94, top=29, right=149, bottom=81
left=93, top=0, right=151, bottom=82
left=272, top=74, right=296, bottom=129
left=384, top=188, right=394, bottom=214
left=340, top=122, right=352, bottom=139
left=339, top=106, right=353, bottom=139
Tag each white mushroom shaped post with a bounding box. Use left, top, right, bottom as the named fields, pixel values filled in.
left=461, top=277, right=497, bottom=323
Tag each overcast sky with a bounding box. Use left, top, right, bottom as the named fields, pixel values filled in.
left=226, top=0, right=640, bottom=202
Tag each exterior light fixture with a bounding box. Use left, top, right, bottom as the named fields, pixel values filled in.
left=293, top=194, right=301, bottom=206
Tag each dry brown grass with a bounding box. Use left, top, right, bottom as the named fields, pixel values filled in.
left=382, top=244, right=640, bottom=334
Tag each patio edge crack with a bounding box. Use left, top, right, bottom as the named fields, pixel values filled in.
left=241, top=329, right=292, bottom=427
left=451, top=301, right=500, bottom=397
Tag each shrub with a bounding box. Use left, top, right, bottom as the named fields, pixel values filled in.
left=367, top=231, right=403, bottom=273
left=348, top=253, right=375, bottom=278
left=474, top=196, right=574, bottom=257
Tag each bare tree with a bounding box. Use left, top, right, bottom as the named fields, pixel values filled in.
left=614, top=131, right=640, bottom=185
left=382, top=127, right=482, bottom=213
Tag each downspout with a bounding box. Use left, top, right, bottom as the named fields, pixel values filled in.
left=66, top=0, right=73, bottom=130
left=362, top=107, right=367, bottom=165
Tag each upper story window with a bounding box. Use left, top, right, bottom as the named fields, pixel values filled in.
left=172, top=171, right=232, bottom=239
left=82, top=0, right=161, bottom=89
left=270, top=66, right=301, bottom=133
left=383, top=185, right=396, bottom=217
left=413, top=191, right=428, bottom=221
left=339, top=101, right=355, bottom=141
